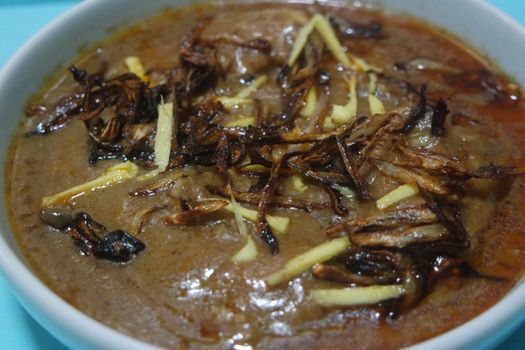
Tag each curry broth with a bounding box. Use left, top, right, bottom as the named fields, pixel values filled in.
left=6, top=2, right=525, bottom=349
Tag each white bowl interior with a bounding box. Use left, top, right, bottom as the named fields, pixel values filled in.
left=0, top=0, right=524, bottom=349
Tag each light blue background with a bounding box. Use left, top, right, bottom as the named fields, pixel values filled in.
left=0, top=1, right=523, bottom=349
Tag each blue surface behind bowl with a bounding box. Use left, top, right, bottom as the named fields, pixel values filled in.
left=0, top=1, right=523, bottom=349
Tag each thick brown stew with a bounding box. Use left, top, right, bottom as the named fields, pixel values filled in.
left=6, top=2, right=525, bottom=349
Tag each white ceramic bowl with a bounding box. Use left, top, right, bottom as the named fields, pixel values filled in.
left=1, top=1, right=525, bottom=349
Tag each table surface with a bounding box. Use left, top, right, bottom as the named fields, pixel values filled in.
left=1, top=1, right=524, bottom=349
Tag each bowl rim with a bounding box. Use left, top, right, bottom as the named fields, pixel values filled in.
left=0, top=0, right=525, bottom=349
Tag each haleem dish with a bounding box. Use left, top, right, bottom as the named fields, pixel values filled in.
left=6, top=1, right=525, bottom=349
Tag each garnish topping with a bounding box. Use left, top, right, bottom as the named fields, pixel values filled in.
left=311, top=285, right=405, bottom=306
left=288, top=14, right=351, bottom=69
left=267, top=237, right=350, bottom=286
left=125, top=56, right=149, bottom=83
left=376, top=183, right=420, bottom=210
left=223, top=202, right=290, bottom=235
left=231, top=195, right=258, bottom=263
left=39, top=209, right=145, bottom=263
left=42, top=162, right=139, bottom=207
left=28, top=6, right=525, bottom=316
left=368, top=72, right=386, bottom=115
left=324, top=75, right=358, bottom=128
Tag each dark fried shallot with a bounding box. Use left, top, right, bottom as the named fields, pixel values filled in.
left=350, top=224, right=448, bottom=248
left=312, top=263, right=384, bottom=286
left=322, top=184, right=348, bottom=216
left=130, top=206, right=167, bottom=235
left=374, top=160, right=452, bottom=196
left=27, top=66, right=171, bottom=170
left=166, top=199, right=229, bottom=225
left=30, top=12, right=525, bottom=317
left=206, top=185, right=330, bottom=211
left=401, top=84, right=427, bottom=133
left=421, top=191, right=467, bottom=241
left=325, top=206, right=437, bottom=237
left=336, top=136, right=370, bottom=199
left=130, top=173, right=183, bottom=196
left=257, top=157, right=283, bottom=254
left=430, top=98, right=449, bottom=136
left=27, top=93, right=84, bottom=136
left=396, top=143, right=525, bottom=180
left=47, top=212, right=145, bottom=263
